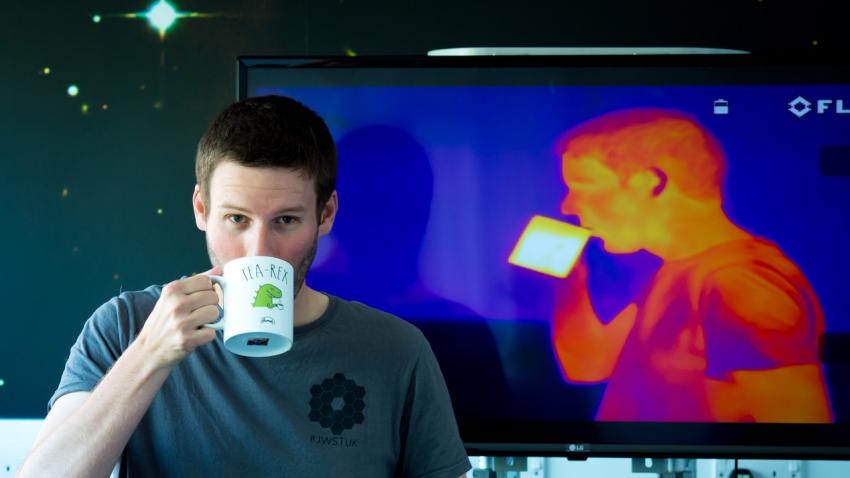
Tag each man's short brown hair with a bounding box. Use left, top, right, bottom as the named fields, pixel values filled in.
left=195, top=95, right=337, bottom=218
left=560, top=108, right=726, bottom=199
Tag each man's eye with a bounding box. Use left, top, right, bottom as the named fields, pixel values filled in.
left=228, top=214, right=246, bottom=224
left=276, top=216, right=296, bottom=224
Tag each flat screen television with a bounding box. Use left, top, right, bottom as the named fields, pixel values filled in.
left=238, top=55, right=850, bottom=459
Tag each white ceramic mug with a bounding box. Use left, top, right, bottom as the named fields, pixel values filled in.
left=508, top=215, right=591, bottom=278
left=205, top=255, right=294, bottom=357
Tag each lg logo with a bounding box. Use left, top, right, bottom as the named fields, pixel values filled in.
left=788, top=96, right=850, bottom=118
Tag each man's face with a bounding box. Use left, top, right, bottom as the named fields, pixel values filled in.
left=560, top=155, right=652, bottom=254
left=193, top=161, right=337, bottom=298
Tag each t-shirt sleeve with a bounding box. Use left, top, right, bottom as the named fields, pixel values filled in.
left=398, top=337, right=471, bottom=478
left=47, top=296, right=135, bottom=411
left=701, top=264, right=821, bottom=379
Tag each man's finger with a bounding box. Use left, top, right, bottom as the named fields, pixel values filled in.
left=180, top=273, right=216, bottom=294
left=187, top=304, right=222, bottom=329
left=184, top=290, right=220, bottom=313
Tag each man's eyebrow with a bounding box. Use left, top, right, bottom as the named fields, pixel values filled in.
left=219, top=204, right=309, bottom=214
left=275, top=206, right=309, bottom=215
left=219, top=204, right=248, bottom=212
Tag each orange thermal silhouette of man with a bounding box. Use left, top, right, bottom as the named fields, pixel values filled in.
left=553, top=108, right=832, bottom=423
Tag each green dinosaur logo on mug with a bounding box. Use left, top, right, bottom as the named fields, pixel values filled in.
left=253, top=284, right=285, bottom=310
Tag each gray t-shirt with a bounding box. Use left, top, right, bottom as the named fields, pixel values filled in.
left=50, top=286, right=471, bottom=478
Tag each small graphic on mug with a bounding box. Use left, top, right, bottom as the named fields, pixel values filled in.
left=260, top=316, right=276, bottom=325
left=247, top=337, right=270, bottom=347
left=252, top=283, right=286, bottom=310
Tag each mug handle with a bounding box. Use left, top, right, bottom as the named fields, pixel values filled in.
left=204, top=275, right=226, bottom=330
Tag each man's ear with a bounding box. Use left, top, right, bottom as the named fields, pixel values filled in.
left=192, top=185, right=208, bottom=231
left=318, top=190, right=338, bottom=237
left=627, top=167, right=667, bottom=197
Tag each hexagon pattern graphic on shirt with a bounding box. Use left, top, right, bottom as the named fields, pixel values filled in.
left=308, top=373, right=366, bottom=435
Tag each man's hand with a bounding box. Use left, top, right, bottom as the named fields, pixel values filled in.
left=554, top=256, right=591, bottom=311
left=135, top=269, right=222, bottom=369
left=551, top=257, right=637, bottom=383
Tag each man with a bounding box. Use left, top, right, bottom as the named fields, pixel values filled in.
left=19, top=95, right=472, bottom=477
left=551, top=108, right=833, bottom=423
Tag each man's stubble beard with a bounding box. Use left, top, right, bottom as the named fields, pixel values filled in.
left=294, top=233, right=318, bottom=297
left=206, top=231, right=319, bottom=298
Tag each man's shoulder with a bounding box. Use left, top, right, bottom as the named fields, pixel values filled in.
left=695, top=240, right=817, bottom=327
left=334, top=296, right=423, bottom=331
left=680, top=237, right=803, bottom=288
left=108, top=284, right=163, bottom=315
left=87, top=284, right=163, bottom=331
left=67, top=284, right=165, bottom=367
left=697, top=238, right=805, bottom=285
left=694, top=237, right=792, bottom=269
left=331, top=296, right=430, bottom=348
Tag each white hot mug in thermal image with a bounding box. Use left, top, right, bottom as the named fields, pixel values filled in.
left=206, top=256, right=294, bottom=357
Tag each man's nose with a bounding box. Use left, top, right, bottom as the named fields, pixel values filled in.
left=247, top=226, right=275, bottom=257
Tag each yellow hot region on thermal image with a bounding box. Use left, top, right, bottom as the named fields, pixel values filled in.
left=508, top=215, right=590, bottom=278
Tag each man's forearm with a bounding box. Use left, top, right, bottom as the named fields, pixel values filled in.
left=18, top=339, right=171, bottom=478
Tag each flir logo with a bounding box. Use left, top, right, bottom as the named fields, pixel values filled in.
left=788, top=96, right=850, bottom=118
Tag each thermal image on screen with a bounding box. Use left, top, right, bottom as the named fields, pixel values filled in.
left=550, top=108, right=832, bottom=423
left=260, top=83, right=849, bottom=425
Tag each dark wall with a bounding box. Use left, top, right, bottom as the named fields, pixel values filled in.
left=1, top=0, right=846, bottom=416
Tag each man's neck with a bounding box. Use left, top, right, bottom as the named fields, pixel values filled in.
left=650, top=200, right=753, bottom=261
left=293, top=285, right=329, bottom=327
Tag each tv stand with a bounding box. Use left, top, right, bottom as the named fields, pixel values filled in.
left=631, top=458, right=696, bottom=478
left=471, top=456, right=533, bottom=478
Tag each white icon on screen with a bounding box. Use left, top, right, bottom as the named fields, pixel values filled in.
left=713, top=99, right=729, bottom=115
left=788, top=96, right=813, bottom=118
